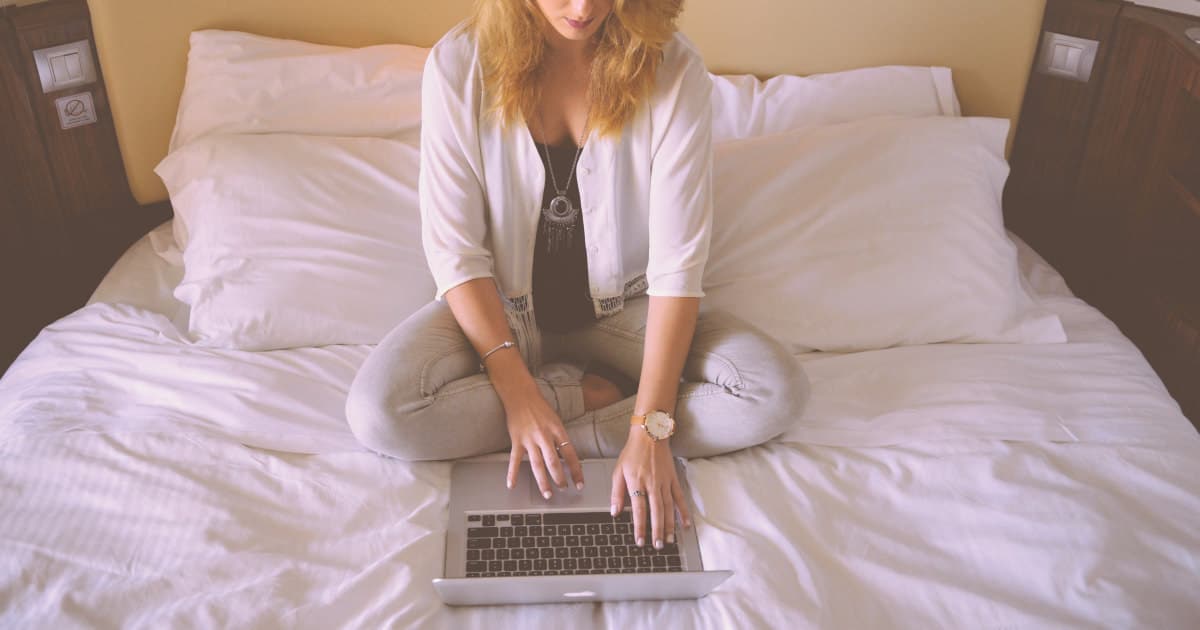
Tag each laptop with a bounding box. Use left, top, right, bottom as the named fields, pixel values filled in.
left=433, top=458, right=732, bottom=606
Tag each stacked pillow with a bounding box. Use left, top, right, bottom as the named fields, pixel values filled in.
left=158, top=29, right=1063, bottom=352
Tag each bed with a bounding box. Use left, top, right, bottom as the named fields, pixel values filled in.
left=2, top=0, right=1199, bottom=627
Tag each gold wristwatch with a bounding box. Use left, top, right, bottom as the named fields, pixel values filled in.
left=630, top=410, right=676, bottom=441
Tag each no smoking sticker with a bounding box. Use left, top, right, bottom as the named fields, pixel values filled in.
left=55, top=91, right=97, bottom=130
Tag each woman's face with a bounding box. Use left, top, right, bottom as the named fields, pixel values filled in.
left=533, top=0, right=613, bottom=44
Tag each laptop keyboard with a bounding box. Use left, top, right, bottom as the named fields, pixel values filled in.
left=462, top=511, right=686, bottom=578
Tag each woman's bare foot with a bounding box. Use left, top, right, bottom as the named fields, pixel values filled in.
left=581, top=373, right=624, bottom=411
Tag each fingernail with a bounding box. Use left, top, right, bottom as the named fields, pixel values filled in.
left=610, top=505, right=618, bottom=516
left=506, top=481, right=512, bottom=489
left=684, top=520, right=692, bottom=528
left=576, top=482, right=583, bottom=490
left=667, top=534, right=675, bottom=544
left=543, top=491, right=552, bottom=500
left=637, top=537, right=644, bottom=547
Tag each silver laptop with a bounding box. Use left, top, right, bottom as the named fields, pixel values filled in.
left=433, top=458, right=732, bottom=606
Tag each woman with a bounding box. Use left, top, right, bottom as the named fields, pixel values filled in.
left=347, top=0, right=808, bottom=552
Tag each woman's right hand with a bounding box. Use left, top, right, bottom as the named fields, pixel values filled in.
left=504, top=393, right=584, bottom=499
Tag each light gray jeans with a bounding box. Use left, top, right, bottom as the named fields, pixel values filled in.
left=345, top=296, right=809, bottom=460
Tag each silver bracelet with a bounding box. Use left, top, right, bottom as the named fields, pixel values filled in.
left=479, top=340, right=516, bottom=372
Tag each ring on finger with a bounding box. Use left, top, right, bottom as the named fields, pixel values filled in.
left=630, top=489, right=646, bottom=498
left=555, top=440, right=570, bottom=454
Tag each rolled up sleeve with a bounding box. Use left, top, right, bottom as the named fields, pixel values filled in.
left=645, top=41, right=714, bottom=298
left=419, top=40, right=494, bottom=299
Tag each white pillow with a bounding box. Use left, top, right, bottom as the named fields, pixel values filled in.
left=169, top=30, right=428, bottom=153
left=155, top=134, right=435, bottom=350
left=710, top=66, right=961, bottom=144
left=703, top=115, right=1066, bottom=352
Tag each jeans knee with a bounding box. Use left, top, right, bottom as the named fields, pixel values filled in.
left=345, top=378, right=421, bottom=461
left=736, top=325, right=811, bottom=445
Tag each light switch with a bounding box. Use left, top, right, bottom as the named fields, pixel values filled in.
left=33, top=40, right=97, bottom=93
left=1036, top=32, right=1100, bottom=83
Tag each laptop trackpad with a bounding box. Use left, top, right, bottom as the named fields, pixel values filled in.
left=527, top=460, right=614, bottom=506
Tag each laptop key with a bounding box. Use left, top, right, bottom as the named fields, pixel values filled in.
left=566, top=536, right=579, bottom=546
left=511, top=515, right=524, bottom=526
left=622, top=557, right=636, bottom=568
left=606, top=569, right=620, bottom=574
left=529, top=526, right=542, bottom=536
left=467, top=550, right=481, bottom=561
left=579, top=558, right=592, bottom=570
left=523, top=537, right=536, bottom=548
left=511, top=549, right=524, bottom=559
left=503, top=560, right=517, bottom=572
left=555, top=548, right=569, bottom=558
left=499, top=572, right=512, bottom=577
left=581, top=535, right=594, bottom=546
left=499, top=526, right=513, bottom=538
left=526, top=514, right=541, bottom=525
left=653, top=568, right=667, bottom=573
left=621, top=569, right=634, bottom=574
left=496, top=549, right=509, bottom=560
left=662, top=543, right=679, bottom=555
left=586, top=524, right=600, bottom=535
left=534, top=559, right=547, bottom=571
left=537, top=536, right=550, bottom=547
left=599, top=546, right=613, bottom=557
left=549, top=558, right=563, bottom=570
left=629, top=546, right=642, bottom=557
left=508, top=537, right=521, bottom=548
left=519, top=560, right=532, bottom=571
left=467, top=539, right=491, bottom=549
left=591, top=569, right=605, bottom=574
left=623, top=534, right=635, bottom=545
left=601, top=523, right=614, bottom=534
left=514, top=526, right=528, bottom=537
left=526, top=549, right=539, bottom=559
left=653, top=556, right=666, bottom=567
left=530, top=571, right=543, bottom=576
left=483, top=572, right=497, bottom=577
left=466, top=560, right=487, bottom=572
left=481, top=550, right=495, bottom=560
left=564, top=559, right=577, bottom=571
left=497, top=514, right=510, bottom=522
left=572, top=525, right=586, bottom=535
left=544, top=570, right=558, bottom=576
left=482, top=515, right=495, bottom=527
left=514, top=571, right=528, bottom=576
left=669, top=567, right=682, bottom=572
left=569, top=548, right=583, bottom=558
left=544, top=512, right=612, bottom=525
left=468, top=515, right=481, bottom=523
left=492, top=538, right=506, bottom=549
left=551, top=536, right=565, bottom=547
left=467, top=527, right=497, bottom=538
left=489, top=561, right=502, bottom=572
left=638, top=557, right=651, bottom=568
left=595, top=534, right=607, bottom=546
left=584, top=547, right=598, bottom=558
left=613, top=546, right=627, bottom=557
left=667, top=556, right=681, bottom=566
left=466, top=573, right=480, bottom=578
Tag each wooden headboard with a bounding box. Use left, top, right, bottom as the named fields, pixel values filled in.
left=85, top=0, right=1049, bottom=205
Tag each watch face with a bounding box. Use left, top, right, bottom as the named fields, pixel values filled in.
left=645, top=411, right=675, bottom=440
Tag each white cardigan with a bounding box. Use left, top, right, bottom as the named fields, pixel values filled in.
left=418, top=23, right=714, bottom=323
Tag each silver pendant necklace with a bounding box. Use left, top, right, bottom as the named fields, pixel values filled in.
left=536, top=105, right=591, bottom=254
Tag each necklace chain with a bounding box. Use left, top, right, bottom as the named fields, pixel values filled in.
left=536, top=103, right=591, bottom=197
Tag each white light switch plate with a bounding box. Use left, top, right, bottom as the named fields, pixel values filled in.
left=33, top=39, right=97, bottom=94
left=1036, top=32, right=1099, bottom=83
left=55, top=91, right=98, bottom=130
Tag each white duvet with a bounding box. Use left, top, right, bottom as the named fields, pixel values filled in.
left=1, top=227, right=1198, bottom=628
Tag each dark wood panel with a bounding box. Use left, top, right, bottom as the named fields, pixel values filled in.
left=10, top=0, right=132, bottom=218
left=0, top=6, right=70, bottom=375
left=1004, top=0, right=1122, bottom=279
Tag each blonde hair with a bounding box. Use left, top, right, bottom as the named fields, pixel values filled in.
left=464, top=0, right=683, bottom=138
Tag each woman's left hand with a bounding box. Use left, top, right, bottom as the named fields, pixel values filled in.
left=609, top=427, right=693, bottom=549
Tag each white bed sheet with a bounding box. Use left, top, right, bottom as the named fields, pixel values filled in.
left=1, top=224, right=1198, bottom=627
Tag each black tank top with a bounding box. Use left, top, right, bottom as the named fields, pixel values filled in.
left=532, top=139, right=596, bottom=333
